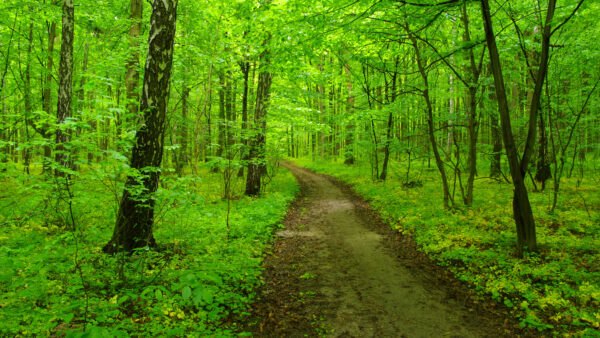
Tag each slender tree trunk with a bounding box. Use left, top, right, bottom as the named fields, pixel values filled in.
left=0, top=14, right=17, bottom=170
left=42, top=21, right=56, bottom=172
left=461, top=5, right=480, bottom=205
left=343, top=63, right=355, bottom=165
left=480, top=0, right=555, bottom=254
left=238, top=61, right=250, bottom=177
left=245, top=51, right=272, bottom=195
left=225, top=71, right=234, bottom=159
left=123, top=0, right=143, bottom=135
left=103, top=0, right=178, bottom=253
left=489, top=62, right=502, bottom=177
left=406, top=30, right=452, bottom=209
left=535, top=112, right=551, bottom=189
left=23, top=23, right=34, bottom=174
left=215, top=71, right=226, bottom=165
left=380, top=62, right=398, bottom=181
left=379, top=111, right=393, bottom=180
left=177, top=80, right=189, bottom=176
left=203, top=66, right=213, bottom=162
left=55, top=0, right=75, bottom=177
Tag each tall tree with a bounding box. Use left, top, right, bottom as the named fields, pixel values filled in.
left=55, top=0, right=75, bottom=177
left=480, top=0, right=556, bottom=254
left=103, top=0, right=178, bottom=253
left=245, top=43, right=272, bottom=196
left=123, top=0, right=143, bottom=130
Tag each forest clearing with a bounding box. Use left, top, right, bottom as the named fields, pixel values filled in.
left=1, top=0, right=599, bottom=336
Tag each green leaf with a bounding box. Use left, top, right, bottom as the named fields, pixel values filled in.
left=182, top=286, right=192, bottom=299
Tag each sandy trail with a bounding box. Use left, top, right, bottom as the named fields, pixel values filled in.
left=246, top=163, right=504, bottom=337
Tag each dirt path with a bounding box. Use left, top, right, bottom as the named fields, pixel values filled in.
left=244, top=163, right=515, bottom=337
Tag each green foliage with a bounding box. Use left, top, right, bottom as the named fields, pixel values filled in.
left=297, top=157, right=600, bottom=335
left=0, top=165, right=298, bottom=336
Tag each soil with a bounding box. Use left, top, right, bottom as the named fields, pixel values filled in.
left=242, top=163, right=536, bottom=337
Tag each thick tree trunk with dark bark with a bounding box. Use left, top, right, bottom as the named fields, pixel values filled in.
left=103, top=0, right=178, bottom=253
left=55, top=0, right=75, bottom=177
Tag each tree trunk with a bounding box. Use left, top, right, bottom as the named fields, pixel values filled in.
left=238, top=61, right=250, bottom=177
left=461, top=4, right=480, bottom=206
left=103, top=0, right=178, bottom=253
left=123, top=0, right=143, bottom=134
left=489, top=63, right=502, bottom=177
left=245, top=62, right=272, bottom=196
left=215, top=71, right=226, bottom=165
left=380, top=62, right=399, bottom=181
left=177, top=80, right=189, bottom=176
left=343, top=63, right=355, bottom=165
left=55, top=0, right=75, bottom=177
left=406, top=30, right=452, bottom=209
left=480, top=0, right=555, bottom=255
left=23, top=23, right=34, bottom=174
left=535, top=112, right=551, bottom=189
left=42, top=21, right=56, bottom=173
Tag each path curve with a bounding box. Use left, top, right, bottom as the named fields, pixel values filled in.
left=246, top=163, right=507, bottom=337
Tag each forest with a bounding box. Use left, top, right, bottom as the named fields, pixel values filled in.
left=0, top=0, right=599, bottom=336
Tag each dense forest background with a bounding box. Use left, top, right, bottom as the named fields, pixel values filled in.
left=0, top=0, right=599, bottom=336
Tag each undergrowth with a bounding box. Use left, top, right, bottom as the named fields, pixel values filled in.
left=295, top=157, right=600, bottom=336
left=0, top=162, right=298, bottom=336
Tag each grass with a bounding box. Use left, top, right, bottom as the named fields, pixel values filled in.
left=0, top=161, right=298, bottom=336
left=295, top=156, right=600, bottom=336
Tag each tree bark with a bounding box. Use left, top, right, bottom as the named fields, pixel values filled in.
left=176, top=80, right=189, bottom=176
left=488, top=63, right=502, bottom=177
left=55, top=0, right=75, bottom=177
left=380, top=60, right=399, bottom=181
left=123, top=0, right=143, bottom=132
left=103, top=0, right=178, bottom=253
left=461, top=4, right=480, bottom=206
left=343, top=62, right=355, bottom=165
left=480, top=0, right=555, bottom=254
left=23, top=23, right=34, bottom=174
left=238, top=60, right=250, bottom=177
left=41, top=21, right=56, bottom=172
left=406, top=29, right=452, bottom=209
left=245, top=59, right=272, bottom=196
left=215, top=71, right=226, bottom=164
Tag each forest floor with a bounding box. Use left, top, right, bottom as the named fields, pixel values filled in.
left=243, top=163, right=527, bottom=337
